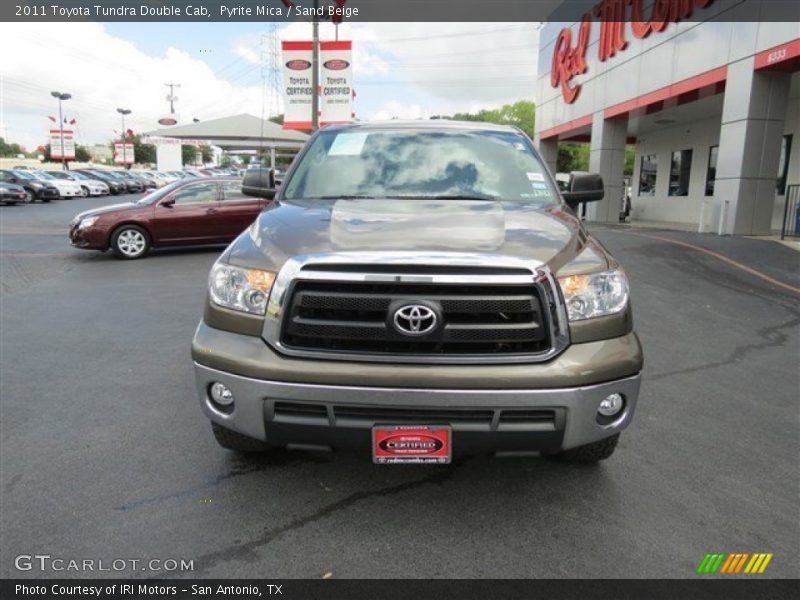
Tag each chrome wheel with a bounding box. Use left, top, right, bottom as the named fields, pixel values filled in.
left=81, top=187, right=89, bottom=197
left=116, top=229, right=147, bottom=257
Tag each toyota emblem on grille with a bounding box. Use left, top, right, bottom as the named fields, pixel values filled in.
left=392, top=304, right=438, bottom=336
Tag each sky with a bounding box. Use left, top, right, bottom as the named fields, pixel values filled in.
left=0, top=21, right=541, bottom=151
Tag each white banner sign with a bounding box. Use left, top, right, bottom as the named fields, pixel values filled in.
left=282, top=41, right=314, bottom=130
left=114, top=143, right=135, bottom=164
left=320, top=41, right=353, bottom=126
left=49, top=129, right=75, bottom=160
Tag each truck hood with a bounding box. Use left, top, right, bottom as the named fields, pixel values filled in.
left=228, top=198, right=608, bottom=274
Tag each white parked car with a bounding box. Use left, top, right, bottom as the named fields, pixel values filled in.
left=34, top=171, right=83, bottom=198
left=141, top=171, right=177, bottom=187
left=46, top=171, right=109, bottom=196
left=157, top=171, right=182, bottom=184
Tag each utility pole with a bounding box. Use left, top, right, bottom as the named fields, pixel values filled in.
left=50, top=91, right=71, bottom=170
left=311, top=0, right=319, bottom=131
left=164, top=82, right=181, bottom=114
left=117, top=108, right=132, bottom=170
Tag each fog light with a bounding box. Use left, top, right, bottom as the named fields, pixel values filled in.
left=209, top=382, right=234, bottom=406
left=598, top=393, right=624, bottom=417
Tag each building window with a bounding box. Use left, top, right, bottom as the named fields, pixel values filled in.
left=777, top=134, right=793, bottom=195
left=638, top=154, right=657, bottom=195
left=669, top=149, right=693, bottom=197
left=705, top=146, right=718, bottom=197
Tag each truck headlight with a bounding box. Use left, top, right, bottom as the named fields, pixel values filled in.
left=558, top=270, right=629, bottom=321
left=209, top=263, right=276, bottom=315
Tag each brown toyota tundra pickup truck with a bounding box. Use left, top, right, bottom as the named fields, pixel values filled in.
left=191, top=121, right=643, bottom=463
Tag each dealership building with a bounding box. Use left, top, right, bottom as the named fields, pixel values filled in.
left=534, top=1, right=799, bottom=235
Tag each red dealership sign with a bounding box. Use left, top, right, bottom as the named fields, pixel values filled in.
left=551, top=0, right=716, bottom=103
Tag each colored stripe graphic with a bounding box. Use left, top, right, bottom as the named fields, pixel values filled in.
left=734, top=553, right=749, bottom=573
left=698, top=552, right=773, bottom=574
left=719, top=554, right=736, bottom=573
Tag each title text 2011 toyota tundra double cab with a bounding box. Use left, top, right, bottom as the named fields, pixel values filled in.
left=191, top=121, right=643, bottom=463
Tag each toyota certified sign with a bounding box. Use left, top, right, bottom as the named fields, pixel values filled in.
left=282, top=41, right=314, bottom=130
left=281, top=40, right=355, bottom=129
left=320, top=40, right=353, bottom=126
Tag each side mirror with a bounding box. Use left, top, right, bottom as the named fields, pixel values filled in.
left=562, top=171, right=605, bottom=210
left=160, top=198, right=175, bottom=208
left=242, top=167, right=277, bottom=199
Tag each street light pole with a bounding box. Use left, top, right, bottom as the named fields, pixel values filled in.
left=116, top=108, right=132, bottom=170
left=50, top=91, right=71, bottom=170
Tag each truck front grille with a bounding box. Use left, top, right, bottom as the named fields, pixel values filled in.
left=272, top=401, right=561, bottom=431
left=280, top=278, right=551, bottom=358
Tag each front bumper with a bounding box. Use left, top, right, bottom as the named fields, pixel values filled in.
left=68, top=224, right=107, bottom=250
left=36, top=187, right=60, bottom=199
left=1, top=191, right=27, bottom=202
left=193, top=324, right=643, bottom=454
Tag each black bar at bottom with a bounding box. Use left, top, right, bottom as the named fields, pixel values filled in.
left=1, top=579, right=797, bottom=600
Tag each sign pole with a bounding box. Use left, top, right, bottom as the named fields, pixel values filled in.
left=121, top=113, right=127, bottom=168
left=57, top=98, right=65, bottom=170
left=311, top=0, right=319, bottom=131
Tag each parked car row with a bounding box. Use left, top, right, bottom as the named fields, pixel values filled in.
left=0, top=170, right=60, bottom=203
left=0, top=166, right=244, bottom=205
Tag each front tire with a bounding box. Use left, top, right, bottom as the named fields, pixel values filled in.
left=25, top=191, right=35, bottom=204
left=111, top=224, right=150, bottom=259
left=80, top=186, right=89, bottom=197
left=549, top=434, right=620, bottom=463
left=211, top=422, right=270, bottom=453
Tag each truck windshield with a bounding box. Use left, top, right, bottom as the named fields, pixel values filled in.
left=282, top=128, right=559, bottom=206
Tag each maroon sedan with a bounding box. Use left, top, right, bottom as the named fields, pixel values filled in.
left=69, top=178, right=269, bottom=259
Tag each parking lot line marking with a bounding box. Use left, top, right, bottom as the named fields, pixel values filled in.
left=622, top=231, right=800, bottom=296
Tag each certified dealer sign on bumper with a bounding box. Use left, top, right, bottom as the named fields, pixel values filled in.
left=373, top=426, right=451, bottom=464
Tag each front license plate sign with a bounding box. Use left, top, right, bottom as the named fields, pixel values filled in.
left=372, top=425, right=451, bottom=464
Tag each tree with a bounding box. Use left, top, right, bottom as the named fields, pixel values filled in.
left=107, top=134, right=156, bottom=166
left=438, top=100, right=536, bottom=137
left=269, top=114, right=284, bottom=125
left=0, top=137, right=24, bottom=157
left=557, top=143, right=589, bottom=173
left=182, top=145, right=197, bottom=165
left=624, top=145, right=636, bottom=177
left=75, top=145, right=91, bottom=162
left=556, top=143, right=635, bottom=176
left=201, top=145, right=213, bottom=164
left=132, top=136, right=156, bottom=165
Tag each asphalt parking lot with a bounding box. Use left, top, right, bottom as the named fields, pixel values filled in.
left=1, top=194, right=798, bottom=579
